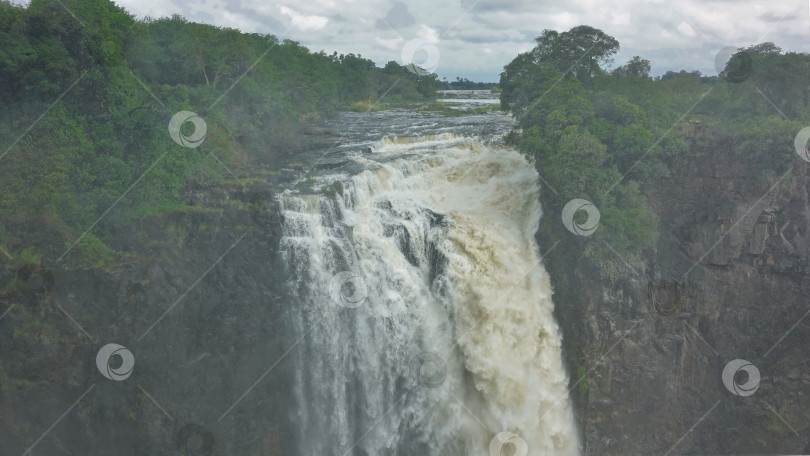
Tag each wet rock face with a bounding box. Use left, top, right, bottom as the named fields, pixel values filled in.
left=0, top=186, right=292, bottom=456
left=550, top=145, right=810, bottom=455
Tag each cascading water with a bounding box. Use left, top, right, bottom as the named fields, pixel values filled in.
left=279, top=115, right=579, bottom=455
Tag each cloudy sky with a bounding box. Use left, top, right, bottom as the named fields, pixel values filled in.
left=23, top=0, right=810, bottom=81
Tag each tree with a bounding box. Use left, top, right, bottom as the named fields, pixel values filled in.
left=500, top=26, right=619, bottom=113
left=657, top=70, right=701, bottom=81
left=745, top=42, right=782, bottom=56
left=612, top=56, right=651, bottom=79
left=531, top=25, right=620, bottom=84
left=499, top=51, right=543, bottom=113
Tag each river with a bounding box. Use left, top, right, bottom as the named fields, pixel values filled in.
left=278, top=90, right=579, bottom=456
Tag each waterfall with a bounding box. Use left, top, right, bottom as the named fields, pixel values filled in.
left=279, top=135, right=580, bottom=456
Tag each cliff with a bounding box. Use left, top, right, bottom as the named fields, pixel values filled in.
left=548, top=127, right=810, bottom=455
left=0, top=175, right=292, bottom=455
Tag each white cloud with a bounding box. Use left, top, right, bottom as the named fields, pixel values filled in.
left=105, top=0, right=810, bottom=81
left=279, top=6, right=329, bottom=31
left=611, top=11, right=631, bottom=26
left=376, top=36, right=405, bottom=51
left=677, top=21, right=696, bottom=37
left=549, top=12, right=579, bottom=29
left=417, top=24, right=440, bottom=43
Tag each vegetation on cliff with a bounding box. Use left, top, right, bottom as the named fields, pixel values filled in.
left=500, top=25, right=810, bottom=269
left=0, top=0, right=442, bottom=267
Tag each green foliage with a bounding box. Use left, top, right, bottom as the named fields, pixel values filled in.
left=500, top=25, right=619, bottom=112
left=576, top=365, right=588, bottom=396
left=0, top=0, right=442, bottom=265
left=322, top=181, right=344, bottom=199
left=470, top=103, right=500, bottom=114
left=420, top=101, right=467, bottom=116
left=612, top=56, right=651, bottom=79
left=501, top=26, right=808, bottom=268
left=76, top=233, right=115, bottom=268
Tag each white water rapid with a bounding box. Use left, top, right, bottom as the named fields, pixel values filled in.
left=279, top=133, right=580, bottom=456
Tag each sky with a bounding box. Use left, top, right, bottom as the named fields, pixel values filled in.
left=16, top=0, right=810, bottom=81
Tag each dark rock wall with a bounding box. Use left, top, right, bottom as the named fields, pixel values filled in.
left=0, top=184, right=292, bottom=456
left=549, top=137, right=810, bottom=455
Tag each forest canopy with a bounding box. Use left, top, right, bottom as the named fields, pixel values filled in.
left=0, top=0, right=442, bottom=265
left=500, top=26, right=810, bottom=267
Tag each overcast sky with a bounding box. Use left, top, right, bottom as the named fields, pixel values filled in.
left=19, top=0, right=810, bottom=81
